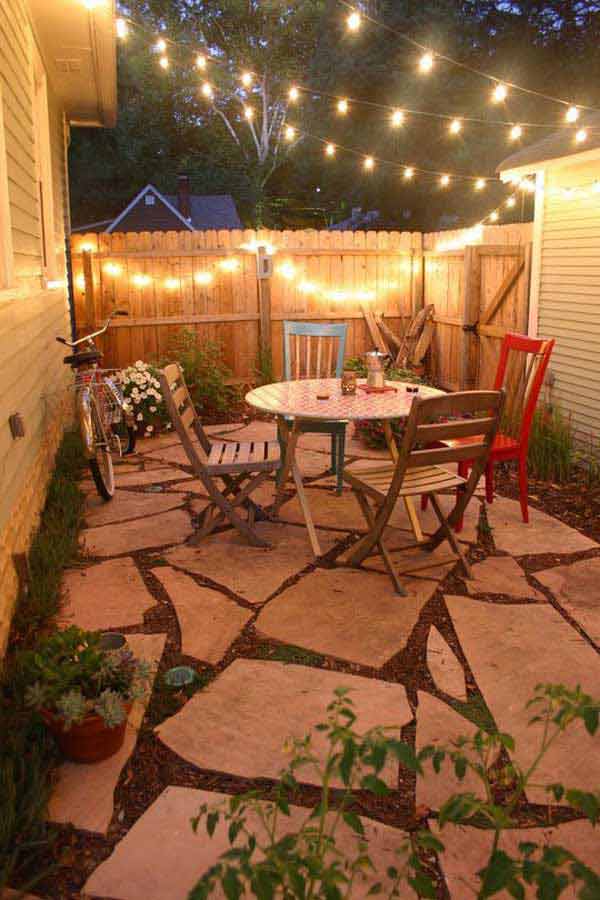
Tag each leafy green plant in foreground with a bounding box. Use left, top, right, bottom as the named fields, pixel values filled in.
left=160, top=329, right=240, bottom=416
left=190, top=684, right=600, bottom=899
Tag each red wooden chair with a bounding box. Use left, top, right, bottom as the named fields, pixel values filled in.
left=422, top=333, right=554, bottom=528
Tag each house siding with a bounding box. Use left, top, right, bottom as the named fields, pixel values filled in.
left=538, top=159, right=600, bottom=440
left=0, top=0, right=73, bottom=652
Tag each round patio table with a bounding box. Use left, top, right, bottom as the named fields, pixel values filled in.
left=246, top=377, right=444, bottom=557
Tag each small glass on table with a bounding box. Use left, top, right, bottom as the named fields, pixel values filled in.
left=341, top=368, right=357, bottom=395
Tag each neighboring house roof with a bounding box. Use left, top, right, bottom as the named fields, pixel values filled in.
left=164, top=194, right=242, bottom=230
left=329, top=208, right=381, bottom=231
left=498, top=112, right=600, bottom=176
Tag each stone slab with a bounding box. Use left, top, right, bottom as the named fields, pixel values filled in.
left=426, top=627, right=467, bottom=699
left=84, top=490, right=186, bottom=528
left=83, top=510, right=193, bottom=557
left=165, top=523, right=339, bottom=605
left=256, top=567, right=434, bottom=668
left=48, top=633, right=165, bottom=834
left=114, top=468, right=192, bottom=488
left=486, top=496, right=597, bottom=556
left=445, top=595, right=600, bottom=804
left=84, top=785, right=415, bottom=900
left=535, top=557, right=600, bottom=644
left=431, top=819, right=600, bottom=899
left=466, top=556, right=544, bottom=601
left=152, top=567, right=251, bottom=663
left=60, top=557, right=155, bottom=631
left=156, top=659, right=412, bottom=787
left=416, top=693, right=484, bottom=810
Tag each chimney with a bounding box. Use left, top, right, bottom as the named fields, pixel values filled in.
left=177, top=174, right=191, bottom=220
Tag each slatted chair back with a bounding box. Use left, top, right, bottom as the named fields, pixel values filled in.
left=283, top=321, right=347, bottom=381
left=158, top=363, right=212, bottom=470
left=492, top=333, right=554, bottom=446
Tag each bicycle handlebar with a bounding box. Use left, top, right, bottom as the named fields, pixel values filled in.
left=56, top=310, right=128, bottom=348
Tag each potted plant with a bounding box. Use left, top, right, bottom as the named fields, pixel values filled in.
left=23, top=626, right=153, bottom=763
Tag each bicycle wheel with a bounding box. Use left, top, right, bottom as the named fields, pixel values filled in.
left=88, top=395, right=115, bottom=501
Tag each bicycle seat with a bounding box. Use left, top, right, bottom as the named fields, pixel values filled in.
left=63, top=350, right=103, bottom=367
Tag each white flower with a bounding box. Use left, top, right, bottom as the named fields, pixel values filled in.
left=155, top=393, right=162, bottom=401
left=135, top=360, right=145, bottom=369
left=166, top=422, right=172, bottom=430
left=147, top=425, right=154, bottom=432
left=150, top=405, right=157, bottom=412
left=136, top=412, right=143, bottom=421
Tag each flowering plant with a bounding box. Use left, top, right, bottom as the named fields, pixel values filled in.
left=116, top=360, right=170, bottom=437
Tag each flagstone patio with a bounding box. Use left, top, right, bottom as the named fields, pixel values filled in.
left=45, top=421, right=600, bottom=899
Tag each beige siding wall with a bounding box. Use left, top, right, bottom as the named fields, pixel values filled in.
left=0, top=0, right=73, bottom=651
left=539, top=159, right=600, bottom=439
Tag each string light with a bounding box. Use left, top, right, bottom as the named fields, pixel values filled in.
left=75, top=274, right=85, bottom=290
left=298, top=280, right=318, bottom=294
left=440, top=174, right=450, bottom=187
left=288, top=86, right=300, bottom=102
left=79, top=242, right=95, bottom=253
left=520, top=179, right=536, bottom=193
left=164, top=277, right=179, bottom=290
left=391, top=109, right=405, bottom=127
left=104, top=262, right=122, bottom=276
left=575, top=128, right=588, bottom=144
left=337, top=98, right=349, bottom=114
left=566, top=105, right=580, bottom=123
left=219, top=258, right=240, bottom=272
left=285, top=125, right=296, bottom=141
left=363, top=155, right=375, bottom=171
left=155, top=38, right=167, bottom=53
left=194, top=271, right=213, bottom=285
left=347, top=10, right=361, bottom=31
left=475, top=178, right=486, bottom=191
left=278, top=261, right=297, bottom=279
left=449, top=118, right=462, bottom=135
left=403, top=167, right=414, bottom=179
left=492, top=83, right=508, bottom=103
left=506, top=197, right=516, bottom=208
left=244, top=106, right=254, bottom=120
left=201, top=82, right=213, bottom=99
left=115, top=18, right=128, bottom=39
left=325, top=142, right=336, bottom=157
left=510, top=124, right=523, bottom=141
left=419, top=52, right=434, bottom=73
left=132, top=274, right=151, bottom=287
left=196, top=54, right=207, bottom=70
left=159, top=56, right=169, bottom=70
left=241, top=71, right=253, bottom=87
left=489, top=211, right=499, bottom=222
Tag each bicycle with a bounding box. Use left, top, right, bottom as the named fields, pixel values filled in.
left=57, top=310, right=136, bottom=501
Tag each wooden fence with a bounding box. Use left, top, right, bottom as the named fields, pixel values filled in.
left=71, top=223, right=532, bottom=390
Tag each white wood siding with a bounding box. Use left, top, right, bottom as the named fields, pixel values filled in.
left=539, top=160, right=600, bottom=439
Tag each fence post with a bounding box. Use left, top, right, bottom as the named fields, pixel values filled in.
left=256, top=244, right=273, bottom=364
left=460, top=245, right=481, bottom=389
left=410, top=233, right=424, bottom=315
left=81, top=249, right=95, bottom=331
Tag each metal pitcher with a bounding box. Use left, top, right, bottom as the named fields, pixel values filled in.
left=365, top=351, right=386, bottom=389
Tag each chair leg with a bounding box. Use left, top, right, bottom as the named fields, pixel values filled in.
left=353, top=489, right=406, bottom=595
left=430, top=493, right=472, bottom=580
left=518, top=456, right=529, bottom=523
left=485, top=461, right=494, bottom=505
left=421, top=495, right=429, bottom=511
left=454, top=460, right=469, bottom=534
left=336, top=427, right=346, bottom=495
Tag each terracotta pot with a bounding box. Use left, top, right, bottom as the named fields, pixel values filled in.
left=42, top=703, right=131, bottom=763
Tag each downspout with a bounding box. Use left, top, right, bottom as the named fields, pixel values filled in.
left=527, top=169, right=545, bottom=337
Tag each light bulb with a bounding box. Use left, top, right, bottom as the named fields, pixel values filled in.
left=403, top=167, right=414, bottom=180
left=132, top=274, right=151, bottom=287
left=219, top=258, right=239, bottom=272
left=492, top=83, right=508, bottom=103
left=195, top=272, right=213, bottom=286
left=363, top=156, right=375, bottom=171
left=104, top=262, right=122, bottom=276
left=510, top=124, right=523, bottom=141
left=201, top=82, right=213, bottom=99
left=325, top=143, right=336, bottom=157
left=440, top=174, right=450, bottom=187
left=155, top=38, right=167, bottom=53
left=288, top=86, right=299, bottom=102
left=489, top=211, right=499, bottom=222
left=566, top=105, right=579, bottom=123
left=159, top=56, right=169, bottom=70
left=391, top=109, right=405, bottom=127
left=506, top=197, right=516, bottom=208
left=164, top=277, right=179, bottom=290
left=241, top=71, right=253, bottom=87
left=419, top=52, right=434, bottom=73
left=475, top=178, right=486, bottom=191
left=575, top=128, right=588, bottom=144
left=115, top=18, right=128, bottom=39
left=244, top=106, right=254, bottom=120
left=278, top=262, right=296, bottom=280
left=196, top=54, right=207, bottom=70
left=285, top=125, right=296, bottom=141
left=449, top=118, right=462, bottom=135
left=337, top=98, right=349, bottom=114
left=347, top=11, right=361, bottom=31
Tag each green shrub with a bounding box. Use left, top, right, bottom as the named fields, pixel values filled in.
left=528, top=405, right=600, bottom=485
left=191, top=684, right=600, bottom=899
left=160, top=329, right=240, bottom=416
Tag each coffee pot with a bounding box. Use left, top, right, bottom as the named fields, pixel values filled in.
left=365, top=351, right=386, bottom=389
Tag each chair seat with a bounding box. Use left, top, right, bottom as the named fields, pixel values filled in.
left=206, top=440, right=280, bottom=474
left=344, top=462, right=466, bottom=499
left=444, top=432, right=520, bottom=457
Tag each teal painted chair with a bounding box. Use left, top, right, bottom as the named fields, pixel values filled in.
left=282, top=321, right=348, bottom=493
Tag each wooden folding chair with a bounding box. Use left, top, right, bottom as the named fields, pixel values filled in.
left=159, top=364, right=280, bottom=547
left=342, top=390, right=505, bottom=594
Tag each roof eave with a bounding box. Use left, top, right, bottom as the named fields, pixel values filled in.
left=498, top=145, right=600, bottom=181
